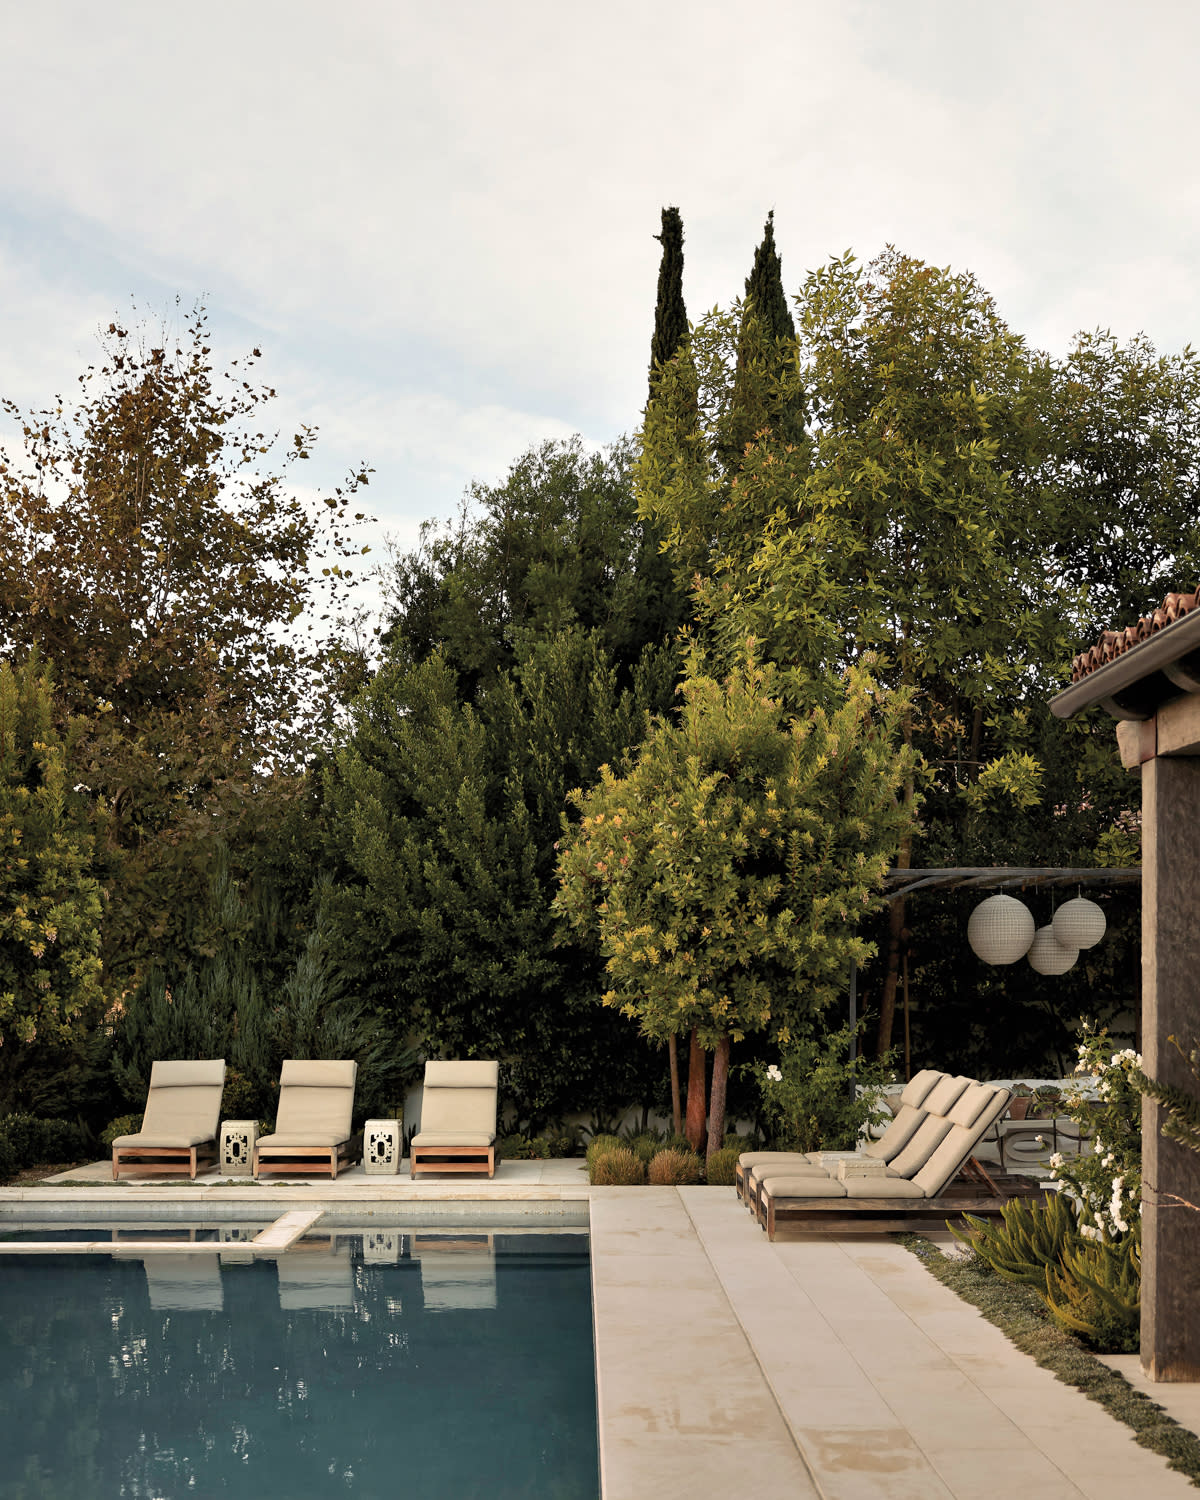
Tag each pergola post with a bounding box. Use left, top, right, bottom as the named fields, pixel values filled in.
left=1140, top=753, right=1200, bottom=1381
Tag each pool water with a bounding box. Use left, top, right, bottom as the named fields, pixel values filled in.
left=0, top=1229, right=598, bottom=1500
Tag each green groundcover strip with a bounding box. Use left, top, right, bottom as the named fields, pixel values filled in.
left=900, top=1235, right=1200, bottom=1489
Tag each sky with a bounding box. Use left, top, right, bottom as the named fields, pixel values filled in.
left=1, top=1, right=1197, bottom=623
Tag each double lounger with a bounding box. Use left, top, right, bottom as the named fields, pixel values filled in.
left=738, top=1071, right=1013, bottom=1239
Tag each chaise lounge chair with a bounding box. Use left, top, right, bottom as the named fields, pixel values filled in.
left=735, top=1068, right=948, bottom=1207
left=252, top=1060, right=359, bottom=1179
left=755, top=1080, right=1013, bottom=1238
left=409, top=1060, right=499, bottom=1178
left=111, top=1059, right=227, bottom=1181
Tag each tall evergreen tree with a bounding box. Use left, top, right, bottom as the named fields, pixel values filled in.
left=743, top=210, right=795, bottom=347
left=726, top=210, right=803, bottom=467
left=647, top=206, right=688, bottom=404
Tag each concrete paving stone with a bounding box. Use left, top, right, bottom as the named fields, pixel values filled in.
left=590, top=1243, right=717, bottom=1279
left=925, top=1446, right=1086, bottom=1499
left=820, top=1316, right=960, bottom=1375
left=872, top=1375, right=1026, bottom=1452
left=771, top=1381, right=908, bottom=1432
left=790, top=1424, right=955, bottom=1500
left=600, top=1430, right=819, bottom=1500
left=948, top=1347, right=1082, bottom=1391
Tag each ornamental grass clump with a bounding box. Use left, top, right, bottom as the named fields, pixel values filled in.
left=589, top=1145, right=645, bottom=1186
left=626, top=1131, right=666, bottom=1166
left=647, top=1146, right=702, bottom=1185
left=585, top=1134, right=623, bottom=1170
left=704, top=1145, right=740, bottom=1186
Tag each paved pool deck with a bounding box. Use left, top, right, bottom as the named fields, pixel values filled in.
left=3, top=1160, right=1198, bottom=1499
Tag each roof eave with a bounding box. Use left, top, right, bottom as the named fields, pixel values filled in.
left=1050, top=607, right=1200, bottom=721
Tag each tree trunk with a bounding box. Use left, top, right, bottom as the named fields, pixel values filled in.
left=706, top=1034, right=731, bottom=1161
left=668, top=1033, right=682, bottom=1137
left=685, top=1027, right=707, bottom=1150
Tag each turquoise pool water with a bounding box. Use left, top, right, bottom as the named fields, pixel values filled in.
left=0, top=1228, right=598, bottom=1499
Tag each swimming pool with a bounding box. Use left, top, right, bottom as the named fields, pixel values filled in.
left=0, top=1226, right=599, bottom=1499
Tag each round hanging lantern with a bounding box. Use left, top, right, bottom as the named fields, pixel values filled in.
left=1027, top=925, right=1078, bottom=975
left=967, top=895, right=1035, bottom=965
left=1053, top=896, right=1106, bottom=951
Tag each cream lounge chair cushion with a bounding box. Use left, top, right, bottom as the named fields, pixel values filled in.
left=911, top=1084, right=1010, bottom=1198
left=737, top=1151, right=813, bottom=1169
left=862, top=1068, right=945, bottom=1160
left=409, top=1130, right=495, bottom=1147
left=258, top=1059, right=356, bottom=1148
left=884, top=1075, right=973, bottom=1177
left=761, top=1174, right=848, bottom=1198
left=111, top=1059, right=225, bottom=1148
left=416, top=1060, right=498, bottom=1142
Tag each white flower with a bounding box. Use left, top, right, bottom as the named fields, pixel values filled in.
left=1049, top=1152, right=1064, bottom=1170
left=766, top=1065, right=783, bottom=1084
left=1080, top=1224, right=1102, bottom=1242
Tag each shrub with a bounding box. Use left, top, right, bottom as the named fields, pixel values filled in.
left=101, top=1114, right=142, bottom=1149
left=755, top=1020, right=894, bottom=1152
left=585, top=1134, right=623, bottom=1170
left=705, top=1145, right=740, bottom=1186
left=0, top=1113, right=90, bottom=1183
left=589, top=1146, right=645, bottom=1185
left=497, top=1133, right=551, bottom=1161
left=1044, top=1230, right=1141, bottom=1353
left=542, top=1125, right=581, bottom=1158
left=648, top=1146, right=702, bottom=1185
left=626, top=1131, right=665, bottom=1166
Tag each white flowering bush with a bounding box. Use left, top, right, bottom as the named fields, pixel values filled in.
left=1049, top=1025, right=1142, bottom=1244
left=754, top=1021, right=893, bottom=1152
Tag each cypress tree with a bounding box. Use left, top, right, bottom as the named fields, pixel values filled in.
left=648, top=206, right=688, bottom=405
left=724, top=210, right=803, bottom=469
left=743, top=210, right=795, bottom=347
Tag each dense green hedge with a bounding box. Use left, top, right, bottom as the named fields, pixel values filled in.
left=0, top=1113, right=89, bottom=1183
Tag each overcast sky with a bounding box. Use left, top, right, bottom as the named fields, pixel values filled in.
left=1, top=1, right=1197, bottom=618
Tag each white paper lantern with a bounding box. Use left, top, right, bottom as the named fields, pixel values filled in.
left=1053, top=896, right=1106, bottom=951
left=967, top=895, right=1035, bottom=964
left=1027, top=925, right=1078, bottom=975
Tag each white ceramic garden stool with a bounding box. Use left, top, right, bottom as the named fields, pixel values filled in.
left=363, top=1118, right=403, bottom=1175
left=219, top=1120, right=258, bottom=1173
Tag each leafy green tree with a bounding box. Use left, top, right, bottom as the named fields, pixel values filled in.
left=1038, top=330, right=1200, bottom=643
left=381, top=436, right=672, bottom=696
left=0, top=308, right=372, bottom=995
left=324, top=630, right=676, bottom=1127
left=553, top=643, right=915, bottom=1156
left=0, top=655, right=105, bottom=1109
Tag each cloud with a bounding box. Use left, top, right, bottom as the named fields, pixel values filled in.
left=0, top=0, right=1197, bottom=548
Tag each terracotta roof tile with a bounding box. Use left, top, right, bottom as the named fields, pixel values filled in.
left=1071, top=591, right=1200, bottom=682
